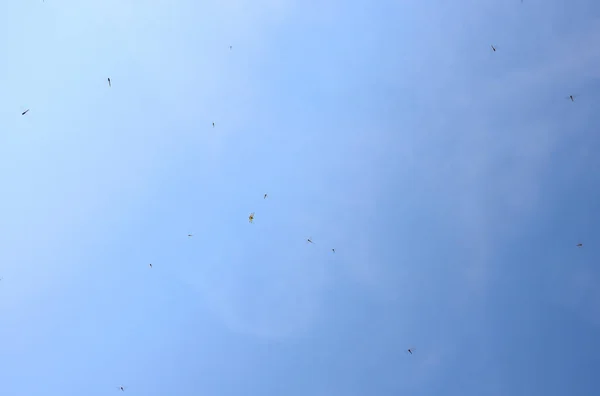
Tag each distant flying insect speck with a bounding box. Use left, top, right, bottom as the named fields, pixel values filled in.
left=264, top=193, right=268, bottom=199
left=491, top=45, right=496, bottom=52
left=188, top=234, right=193, bottom=237
left=212, top=122, right=215, bottom=128
left=21, top=109, right=29, bottom=115
left=576, top=243, right=583, bottom=247
left=332, top=248, right=335, bottom=253
left=249, top=212, right=255, bottom=223
left=567, top=95, right=578, bottom=102
left=117, top=386, right=127, bottom=392
left=108, top=78, right=111, bottom=87
left=230, top=45, right=232, bottom=50
left=406, top=347, right=416, bottom=355
left=307, top=237, right=313, bottom=244
left=149, top=263, right=152, bottom=268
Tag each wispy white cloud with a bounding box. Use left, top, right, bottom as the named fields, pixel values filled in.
left=361, top=19, right=600, bottom=301
left=174, top=237, right=332, bottom=339
left=32, top=0, right=591, bottom=342
left=180, top=10, right=600, bottom=339
left=445, top=21, right=600, bottom=293
left=172, top=6, right=600, bottom=343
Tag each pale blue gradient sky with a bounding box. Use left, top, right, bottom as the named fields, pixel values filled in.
left=1, top=0, right=600, bottom=395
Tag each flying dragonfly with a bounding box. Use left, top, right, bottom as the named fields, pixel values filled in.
left=576, top=243, right=583, bottom=247
left=307, top=237, right=313, bottom=244
left=491, top=45, right=497, bottom=52
left=249, top=212, right=255, bottom=223
left=108, top=78, right=111, bottom=87
left=566, top=94, right=579, bottom=102
left=405, top=347, right=416, bottom=355
left=21, top=109, right=29, bottom=115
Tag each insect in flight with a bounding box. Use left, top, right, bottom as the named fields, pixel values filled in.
left=405, top=347, right=416, bottom=355
left=108, top=78, right=111, bottom=87
left=149, top=263, right=152, bottom=268
left=307, top=237, right=313, bottom=244
left=576, top=243, right=583, bottom=247
left=491, top=45, right=497, bottom=52
left=21, top=109, right=29, bottom=115
left=249, top=212, right=255, bottom=223
left=566, top=94, right=579, bottom=102
left=264, top=193, right=268, bottom=199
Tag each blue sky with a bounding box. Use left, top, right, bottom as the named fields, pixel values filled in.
left=1, top=0, right=599, bottom=395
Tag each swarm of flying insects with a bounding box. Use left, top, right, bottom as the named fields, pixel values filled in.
left=21, top=0, right=589, bottom=382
